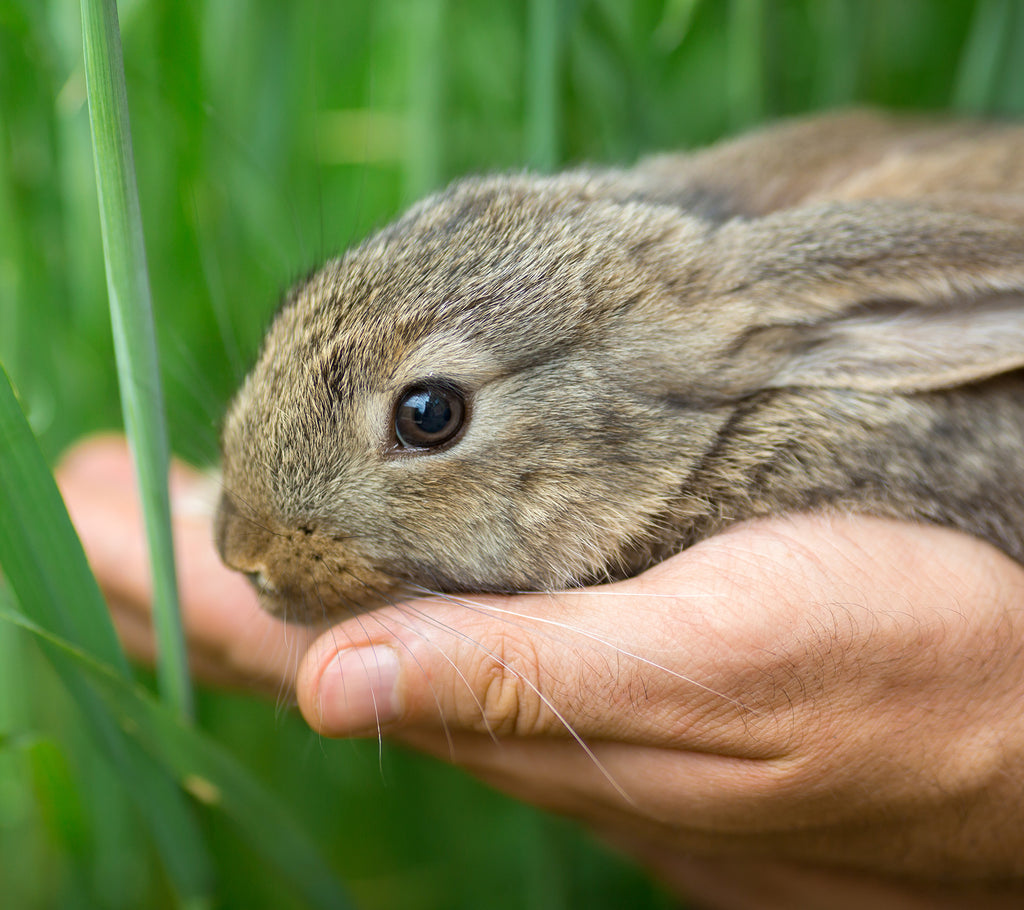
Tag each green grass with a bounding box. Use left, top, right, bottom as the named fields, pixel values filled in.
left=2, top=1, right=1023, bottom=907
left=81, top=0, right=191, bottom=721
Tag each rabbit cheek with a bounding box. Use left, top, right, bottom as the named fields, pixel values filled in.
left=214, top=494, right=400, bottom=623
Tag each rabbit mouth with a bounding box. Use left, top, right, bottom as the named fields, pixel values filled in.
left=214, top=489, right=409, bottom=624
left=245, top=565, right=408, bottom=625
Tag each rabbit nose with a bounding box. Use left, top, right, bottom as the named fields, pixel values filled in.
left=212, top=490, right=276, bottom=576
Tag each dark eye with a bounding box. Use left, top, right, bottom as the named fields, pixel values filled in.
left=394, top=384, right=466, bottom=450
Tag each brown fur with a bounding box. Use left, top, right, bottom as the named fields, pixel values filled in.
left=215, top=110, right=1024, bottom=622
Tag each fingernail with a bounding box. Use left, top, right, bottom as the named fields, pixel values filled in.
left=316, top=646, right=401, bottom=733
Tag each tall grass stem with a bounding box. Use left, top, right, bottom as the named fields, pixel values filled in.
left=526, top=0, right=562, bottom=171
left=953, top=0, right=1013, bottom=111
left=80, top=0, right=193, bottom=719
left=404, top=0, right=446, bottom=199
left=0, top=365, right=215, bottom=906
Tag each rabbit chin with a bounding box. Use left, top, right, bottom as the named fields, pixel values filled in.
left=250, top=582, right=399, bottom=625
left=242, top=560, right=407, bottom=625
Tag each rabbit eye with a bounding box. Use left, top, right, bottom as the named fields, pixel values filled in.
left=394, top=384, right=466, bottom=450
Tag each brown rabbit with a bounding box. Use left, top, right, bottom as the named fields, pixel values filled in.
left=215, top=110, right=1024, bottom=623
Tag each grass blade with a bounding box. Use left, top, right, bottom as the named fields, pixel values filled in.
left=0, top=366, right=214, bottom=905
left=812, top=0, right=864, bottom=106
left=0, top=366, right=129, bottom=674
left=525, top=0, right=563, bottom=171
left=952, top=0, right=1014, bottom=111
left=404, top=0, right=446, bottom=199
left=80, top=0, right=192, bottom=718
left=727, top=0, right=767, bottom=129
left=0, top=601, right=357, bottom=910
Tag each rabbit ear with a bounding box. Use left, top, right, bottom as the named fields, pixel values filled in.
left=760, top=293, right=1024, bottom=393
left=703, top=200, right=1024, bottom=395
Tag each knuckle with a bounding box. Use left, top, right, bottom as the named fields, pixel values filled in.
left=455, top=630, right=553, bottom=737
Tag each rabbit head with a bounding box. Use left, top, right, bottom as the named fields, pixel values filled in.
left=216, top=125, right=1024, bottom=622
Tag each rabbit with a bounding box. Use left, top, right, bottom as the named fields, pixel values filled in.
left=214, top=109, right=1024, bottom=623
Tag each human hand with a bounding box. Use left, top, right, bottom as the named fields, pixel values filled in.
left=58, top=435, right=1024, bottom=909
left=56, top=434, right=318, bottom=694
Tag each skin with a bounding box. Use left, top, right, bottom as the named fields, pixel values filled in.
left=58, top=435, right=1024, bottom=909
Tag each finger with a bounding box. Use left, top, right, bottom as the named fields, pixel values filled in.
left=390, top=726, right=790, bottom=831
left=58, top=435, right=313, bottom=690
left=108, top=595, right=158, bottom=662
left=166, top=483, right=319, bottom=690
left=291, top=518, right=853, bottom=747
left=295, top=513, right=1024, bottom=752
left=58, top=438, right=155, bottom=612
left=396, top=721, right=1024, bottom=888
left=292, top=579, right=772, bottom=751
left=56, top=432, right=207, bottom=507
left=107, top=592, right=302, bottom=694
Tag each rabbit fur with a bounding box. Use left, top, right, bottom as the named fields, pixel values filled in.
left=215, top=110, right=1024, bottom=621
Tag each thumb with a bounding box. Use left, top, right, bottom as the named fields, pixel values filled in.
left=295, top=593, right=610, bottom=740
left=293, top=579, right=751, bottom=747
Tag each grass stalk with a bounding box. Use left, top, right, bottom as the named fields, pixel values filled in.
left=813, top=0, right=863, bottom=106
left=727, top=0, right=767, bottom=129
left=952, top=0, right=1013, bottom=111
left=0, top=365, right=215, bottom=905
left=0, top=596, right=355, bottom=910
left=80, top=0, right=192, bottom=718
left=0, top=367, right=130, bottom=675
left=404, top=0, right=446, bottom=199
left=526, top=0, right=562, bottom=171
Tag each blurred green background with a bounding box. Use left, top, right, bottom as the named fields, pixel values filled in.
left=1, top=0, right=1023, bottom=907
